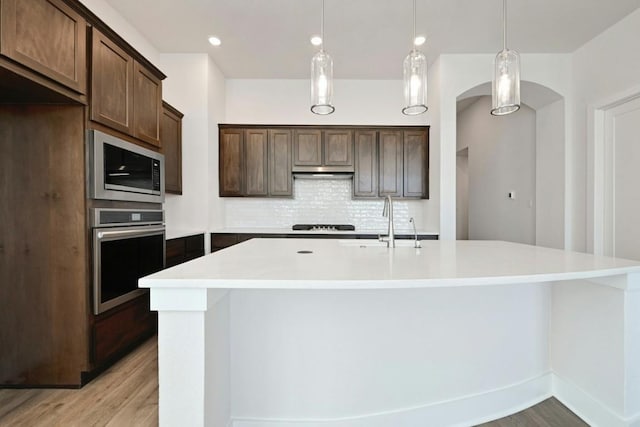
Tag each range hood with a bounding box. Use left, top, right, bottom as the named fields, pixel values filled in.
left=293, top=172, right=353, bottom=180
left=291, top=164, right=354, bottom=179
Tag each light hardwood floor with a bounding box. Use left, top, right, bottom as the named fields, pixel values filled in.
left=0, top=337, right=158, bottom=426
left=0, top=336, right=588, bottom=426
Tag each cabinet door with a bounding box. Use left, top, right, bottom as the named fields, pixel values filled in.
left=219, top=129, right=244, bottom=196
left=133, top=61, right=162, bottom=147
left=403, top=130, right=429, bottom=198
left=268, top=129, right=293, bottom=197
left=0, top=0, right=87, bottom=94
left=353, top=131, right=378, bottom=198
left=165, top=238, right=185, bottom=268
left=324, top=130, right=353, bottom=167
left=293, top=129, right=322, bottom=166
left=160, top=102, right=183, bottom=195
left=244, top=129, right=268, bottom=196
left=378, top=131, right=403, bottom=197
left=90, top=28, right=134, bottom=135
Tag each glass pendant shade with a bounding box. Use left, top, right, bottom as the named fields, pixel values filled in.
left=311, top=49, right=334, bottom=115
left=402, top=49, right=428, bottom=115
left=491, top=48, right=521, bottom=116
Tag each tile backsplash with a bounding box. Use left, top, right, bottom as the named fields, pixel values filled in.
left=224, top=179, right=424, bottom=232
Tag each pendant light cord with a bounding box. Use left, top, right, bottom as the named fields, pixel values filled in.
left=412, top=0, right=416, bottom=47
left=321, top=0, right=325, bottom=50
left=502, top=0, right=507, bottom=51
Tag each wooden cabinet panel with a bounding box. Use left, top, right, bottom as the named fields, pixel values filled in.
left=244, top=129, right=268, bottom=196
left=93, top=295, right=156, bottom=366
left=293, top=129, right=322, bottom=166
left=90, top=28, right=134, bottom=135
left=184, top=234, right=205, bottom=259
left=268, top=129, right=293, bottom=197
left=160, top=101, right=183, bottom=195
left=165, top=238, right=185, bottom=268
left=133, top=61, right=162, bottom=146
left=166, top=234, right=204, bottom=267
left=324, top=130, right=353, bottom=167
left=378, top=131, right=403, bottom=197
left=403, top=130, right=429, bottom=198
left=354, top=131, right=378, bottom=198
left=0, top=0, right=87, bottom=94
left=0, top=105, right=88, bottom=386
left=219, top=129, right=244, bottom=196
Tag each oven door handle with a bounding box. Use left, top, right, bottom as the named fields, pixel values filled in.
left=96, top=226, right=166, bottom=240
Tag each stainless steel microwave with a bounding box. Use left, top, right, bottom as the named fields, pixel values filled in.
left=88, top=130, right=165, bottom=203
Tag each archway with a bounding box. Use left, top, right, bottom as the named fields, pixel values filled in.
left=455, top=81, right=565, bottom=248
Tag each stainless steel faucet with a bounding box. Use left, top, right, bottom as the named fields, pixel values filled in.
left=409, top=217, right=421, bottom=248
left=379, top=195, right=395, bottom=248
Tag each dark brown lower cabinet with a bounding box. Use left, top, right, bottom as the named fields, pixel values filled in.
left=92, top=294, right=156, bottom=368
left=210, top=233, right=438, bottom=251
left=166, top=234, right=205, bottom=267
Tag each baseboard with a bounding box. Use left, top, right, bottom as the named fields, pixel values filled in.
left=552, top=373, right=640, bottom=427
left=231, top=373, right=551, bottom=427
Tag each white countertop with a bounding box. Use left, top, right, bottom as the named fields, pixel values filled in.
left=209, top=227, right=439, bottom=236
left=140, top=239, right=640, bottom=290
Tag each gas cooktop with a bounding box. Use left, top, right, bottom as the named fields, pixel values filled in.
left=292, top=224, right=356, bottom=231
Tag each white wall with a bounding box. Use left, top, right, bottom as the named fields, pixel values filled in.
left=456, top=148, right=469, bottom=240
left=208, top=57, right=227, bottom=232
left=222, top=79, right=438, bottom=232
left=158, top=54, right=217, bottom=246
left=536, top=100, right=565, bottom=249
left=78, top=0, right=159, bottom=64
left=438, top=54, right=572, bottom=242
left=573, top=8, right=640, bottom=254
left=457, top=97, right=537, bottom=244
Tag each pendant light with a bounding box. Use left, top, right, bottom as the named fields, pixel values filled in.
left=491, top=0, right=520, bottom=116
left=402, top=0, right=427, bottom=115
left=310, top=0, right=335, bottom=115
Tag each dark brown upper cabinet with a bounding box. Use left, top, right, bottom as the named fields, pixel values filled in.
left=0, top=0, right=87, bottom=97
left=403, top=130, right=429, bottom=198
left=90, top=27, right=163, bottom=148
left=219, top=128, right=244, bottom=197
left=293, top=129, right=322, bottom=166
left=324, top=130, right=353, bottom=167
left=90, top=28, right=134, bottom=135
left=219, top=126, right=293, bottom=198
left=220, top=125, right=427, bottom=200
left=377, top=130, right=428, bottom=199
left=244, top=129, right=269, bottom=196
left=293, top=128, right=354, bottom=172
left=268, top=129, right=293, bottom=197
left=160, top=101, right=184, bottom=195
left=133, top=61, right=162, bottom=147
left=353, top=130, right=378, bottom=198
left=378, top=130, right=404, bottom=197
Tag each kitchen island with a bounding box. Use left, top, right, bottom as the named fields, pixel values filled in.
left=140, top=239, right=640, bottom=427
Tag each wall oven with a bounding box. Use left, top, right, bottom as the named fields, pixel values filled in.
left=88, top=130, right=165, bottom=203
left=91, top=208, right=165, bottom=315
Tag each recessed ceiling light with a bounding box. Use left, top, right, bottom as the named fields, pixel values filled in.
left=414, top=35, right=426, bottom=46
left=310, top=35, right=322, bottom=46
left=208, top=36, right=222, bottom=46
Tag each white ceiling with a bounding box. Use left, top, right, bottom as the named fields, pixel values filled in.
left=104, top=0, right=640, bottom=79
